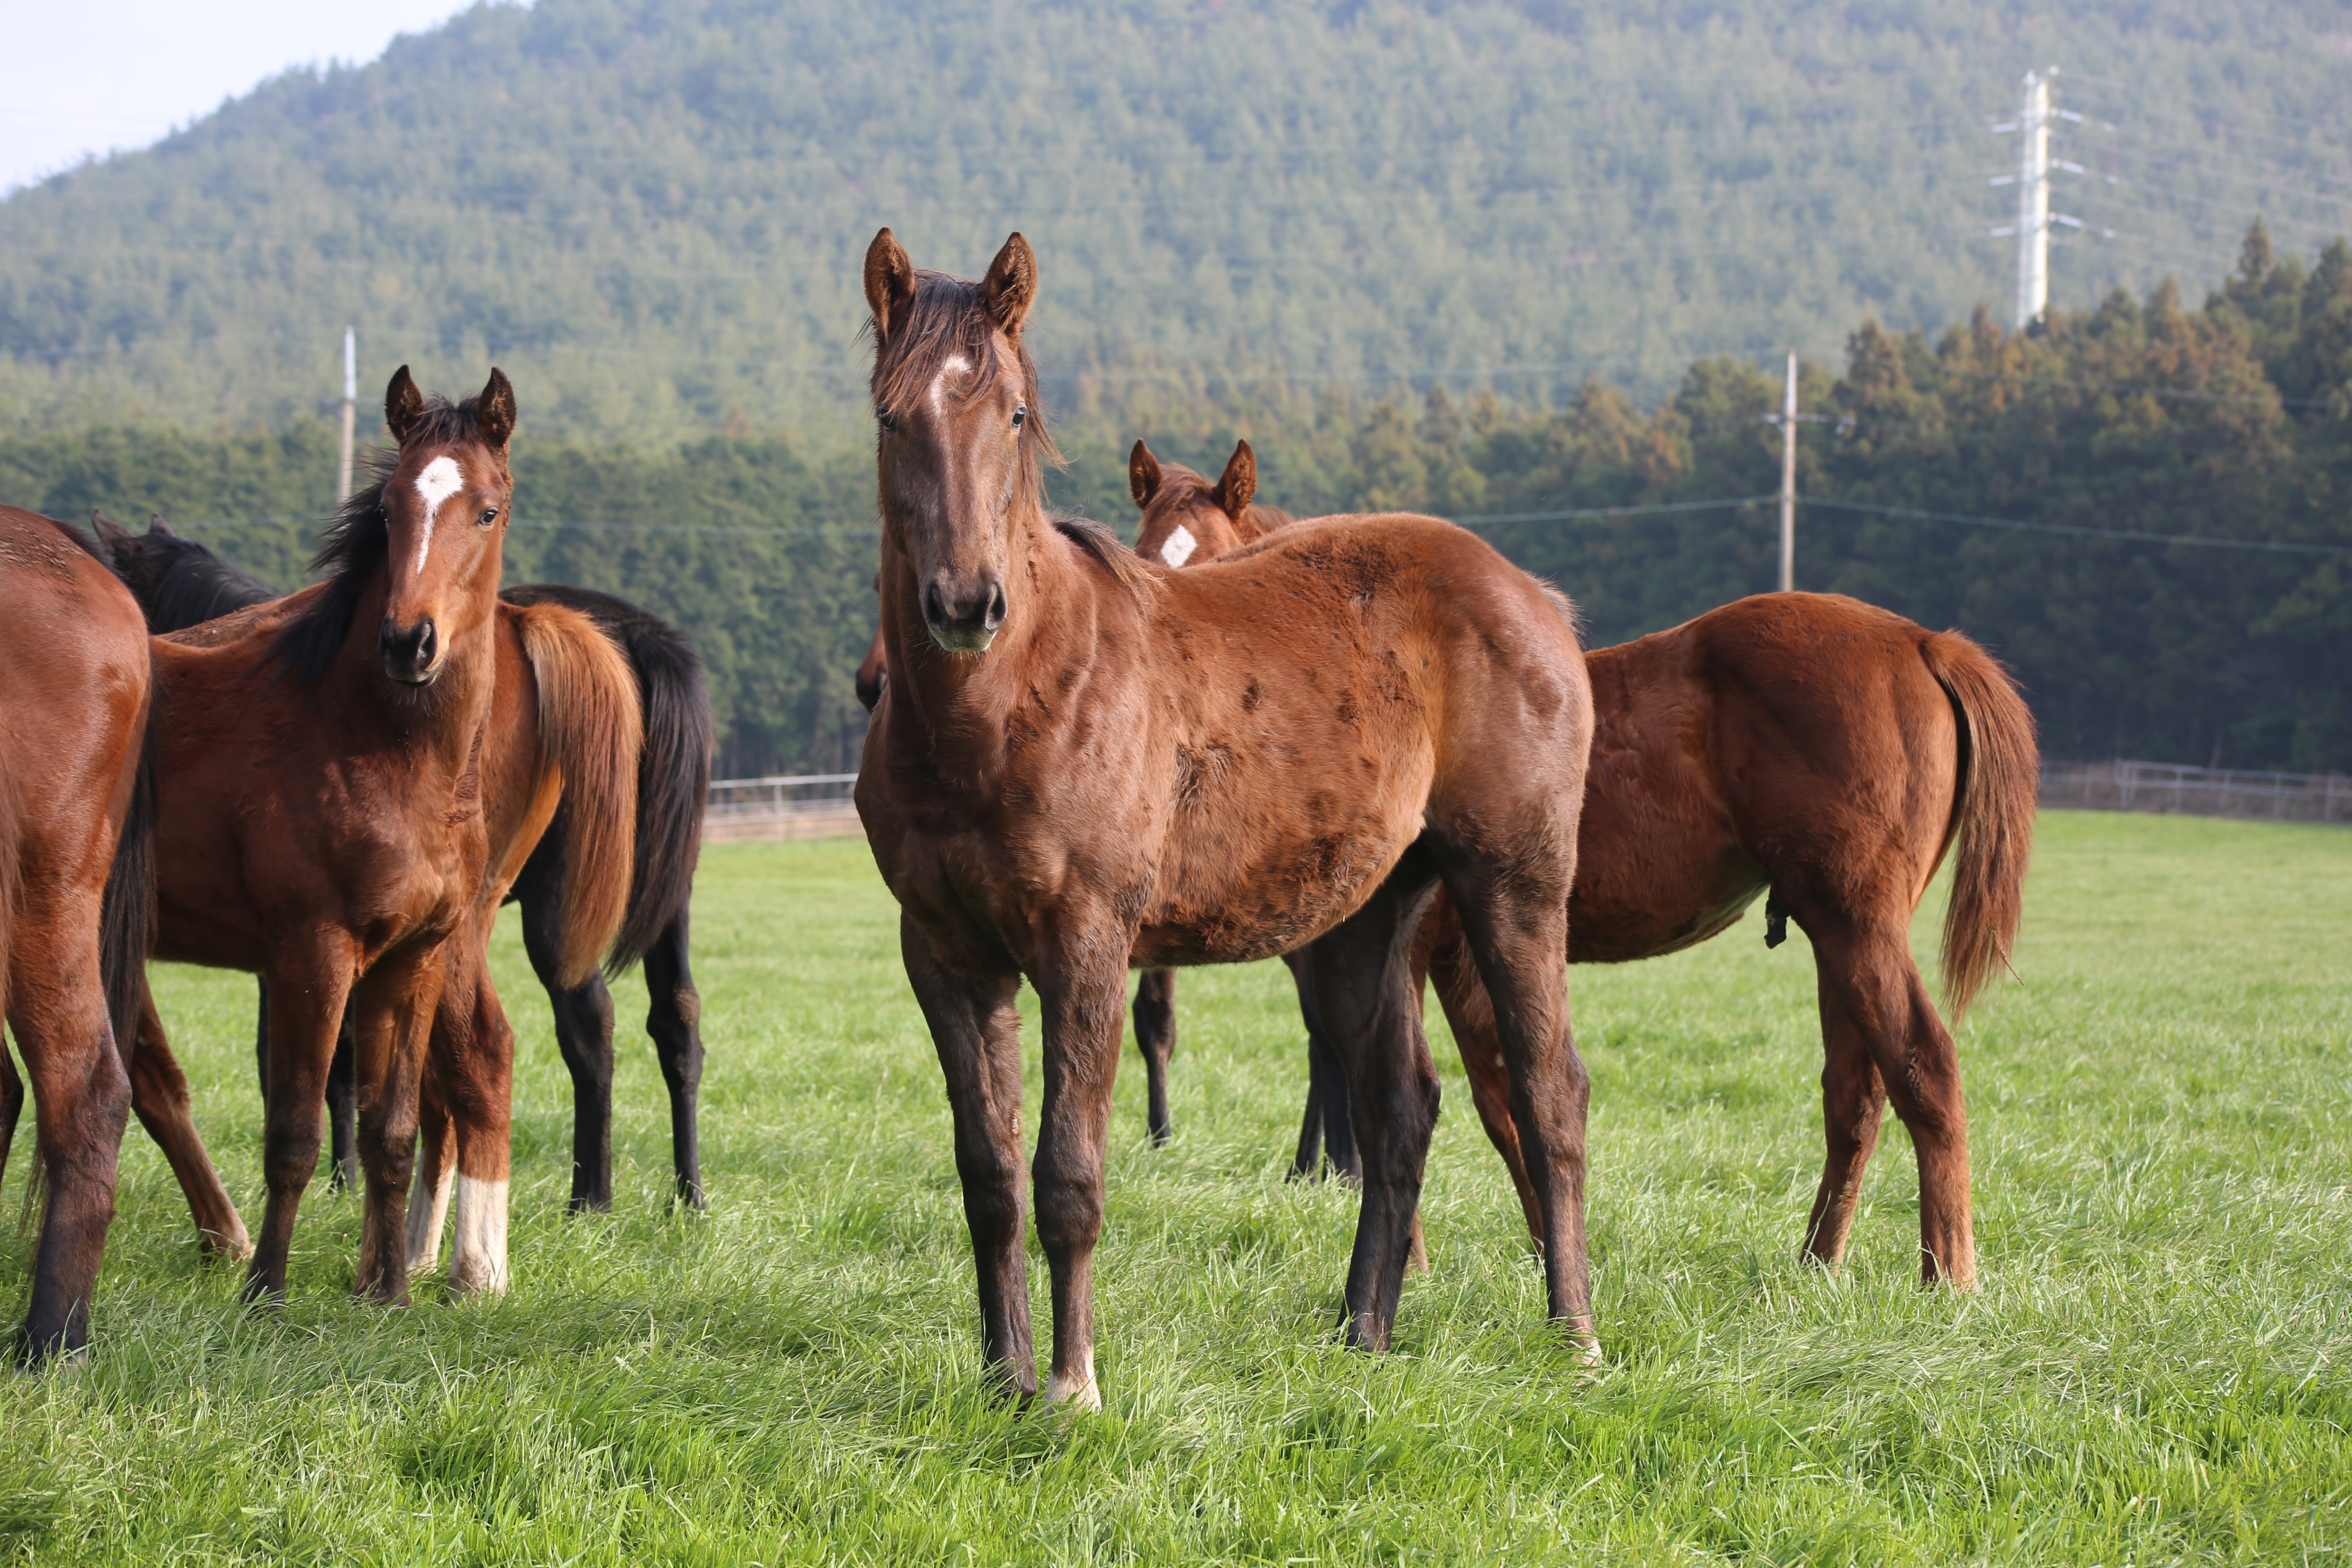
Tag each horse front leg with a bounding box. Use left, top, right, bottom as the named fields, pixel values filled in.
left=347, top=941, right=440, bottom=1304
left=1034, top=941, right=1134, bottom=1410
left=246, top=941, right=357, bottom=1305
left=521, top=880, right=617, bottom=1214
left=901, top=914, right=1031, bottom=1402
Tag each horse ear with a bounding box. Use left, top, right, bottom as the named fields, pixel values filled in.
left=1128, top=440, right=1163, bottom=510
left=385, top=365, right=424, bottom=443
left=1212, top=439, right=1257, bottom=519
left=90, top=509, right=133, bottom=552
left=149, top=512, right=180, bottom=539
left=980, top=232, right=1038, bottom=339
left=477, top=367, right=517, bottom=449
left=864, top=227, right=917, bottom=344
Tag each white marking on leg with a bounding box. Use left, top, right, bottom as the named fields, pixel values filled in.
left=410, top=455, right=464, bottom=576
left=1043, top=1349, right=1100, bottom=1411
left=1158, top=524, right=1196, bottom=568
left=448, top=1174, right=510, bottom=1296
left=928, top=354, right=972, bottom=418
left=405, top=1145, right=453, bottom=1275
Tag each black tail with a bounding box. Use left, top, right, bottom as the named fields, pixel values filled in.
left=99, top=655, right=160, bottom=1051
left=501, top=584, right=712, bottom=974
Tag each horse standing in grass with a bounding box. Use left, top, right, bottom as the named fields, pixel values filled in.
left=98, top=517, right=713, bottom=1212
left=127, top=368, right=641, bottom=1303
left=1128, top=441, right=2038, bottom=1287
left=854, top=228, right=1596, bottom=1405
left=0, top=508, right=154, bottom=1358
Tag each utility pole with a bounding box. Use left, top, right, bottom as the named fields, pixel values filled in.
left=336, top=326, right=357, bottom=504
left=1760, top=353, right=1851, bottom=594
left=1777, top=351, right=1797, bottom=593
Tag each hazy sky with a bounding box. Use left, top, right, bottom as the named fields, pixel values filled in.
left=1, top=0, right=483, bottom=194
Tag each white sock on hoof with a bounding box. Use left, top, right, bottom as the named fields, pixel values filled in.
left=1043, top=1352, right=1100, bottom=1411
left=448, top=1174, right=510, bottom=1296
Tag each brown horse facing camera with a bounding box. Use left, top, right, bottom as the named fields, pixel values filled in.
left=0, top=508, right=154, bottom=1358
left=854, top=228, right=1597, bottom=1406
left=1129, top=442, right=2038, bottom=1288
left=122, top=368, right=641, bottom=1305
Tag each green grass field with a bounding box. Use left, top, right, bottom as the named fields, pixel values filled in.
left=0, top=810, right=2345, bottom=1564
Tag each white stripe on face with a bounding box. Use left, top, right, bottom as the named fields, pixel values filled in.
left=1159, top=525, right=1197, bottom=568
left=930, top=354, right=972, bottom=418
left=411, top=455, right=465, bottom=576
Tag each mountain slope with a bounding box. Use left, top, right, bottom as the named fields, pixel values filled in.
left=5, top=0, right=2350, bottom=442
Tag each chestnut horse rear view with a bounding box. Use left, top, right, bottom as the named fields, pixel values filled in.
left=854, top=229, right=1595, bottom=1408
left=1131, top=445, right=2038, bottom=1287
left=0, top=508, right=153, bottom=1357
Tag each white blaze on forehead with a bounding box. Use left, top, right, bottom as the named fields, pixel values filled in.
left=1158, top=525, right=1197, bottom=568
left=410, top=455, right=465, bottom=576
left=929, top=353, right=973, bottom=417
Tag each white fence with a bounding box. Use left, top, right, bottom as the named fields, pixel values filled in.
left=2040, top=759, right=2352, bottom=824
left=703, top=772, right=862, bottom=844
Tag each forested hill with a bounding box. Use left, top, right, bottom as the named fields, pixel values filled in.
left=5, top=0, right=2352, bottom=445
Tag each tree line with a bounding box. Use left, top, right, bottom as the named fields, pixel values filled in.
left=4, top=225, right=2345, bottom=775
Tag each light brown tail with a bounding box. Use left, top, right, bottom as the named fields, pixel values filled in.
left=1920, top=630, right=2038, bottom=1016
left=514, top=602, right=642, bottom=987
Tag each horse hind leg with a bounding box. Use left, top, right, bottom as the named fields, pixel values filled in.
left=1421, top=900, right=1546, bottom=1251
left=8, top=908, right=134, bottom=1359
left=1806, top=912, right=1976, bottom=1287
left=124, top=980, right=251, bottom=1258
left=640, top=908, right=706, bottom=1209
left=521, top=880, right=616, bottom=1214
left=0, top=1037, right=21, bottom=1194
left=1309, top=845, right=1445, bottom=1352
left=1131, top=968, right=1177, bottom=1147
left=1801, top=987, right=1888, bottom=1274
left=1435, top=849, right=1596, bottom=1361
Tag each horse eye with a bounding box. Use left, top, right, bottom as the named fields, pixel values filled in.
left=479, top=506, right=499, bottom=527
left=1012, top=403, right=1027, bottom=431
left=878, top=409, right=898, bottom=433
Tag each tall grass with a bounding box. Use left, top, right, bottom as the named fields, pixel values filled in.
left=0, top=811, right=2343, bottom=1564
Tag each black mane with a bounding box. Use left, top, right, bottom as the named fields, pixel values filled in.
left=104, top=523, right=276, bottom=634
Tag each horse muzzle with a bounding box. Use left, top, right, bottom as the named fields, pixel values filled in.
left=922, top=575, right=1007, bottom=654
left=379, top=615, right=441, bottom=686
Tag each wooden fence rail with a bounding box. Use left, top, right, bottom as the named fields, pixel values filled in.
left=2040, top=760, right=2351, bottom=824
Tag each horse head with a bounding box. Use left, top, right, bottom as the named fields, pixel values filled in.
left=862, top=227, right=1058, bottom=654
left=1129, top=439, right=1282, bottom=568
left=374, top=365, right=516, bottom=686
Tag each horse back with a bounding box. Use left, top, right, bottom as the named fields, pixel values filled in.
left=1132, top=514, right=1588, bottom=963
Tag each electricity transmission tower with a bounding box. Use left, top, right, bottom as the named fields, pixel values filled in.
left=1990, top=66, right=2089, bottom=330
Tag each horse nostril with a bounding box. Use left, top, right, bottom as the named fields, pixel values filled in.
left=415, top=618, right=438, bottom=667
left=985, top=584, right=1008, bottom=630
left=922, top=582, right=949, bottom=629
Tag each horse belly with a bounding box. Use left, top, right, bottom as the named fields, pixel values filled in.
left=1131, top=759, right=1428, bottom=968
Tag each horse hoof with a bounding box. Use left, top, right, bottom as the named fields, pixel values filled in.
left=199, top=1229, right=255, bottom=1263
left=1042, top=1369, right=1101, bottom=1413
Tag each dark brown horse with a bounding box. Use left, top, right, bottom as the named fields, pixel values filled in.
left=97, top=517, right=713, bottom=1214
left=0, top=508, right=154, bottom=1357
left=854, top=229, right=1595, bottom=1406
left=132, top=368, right=642, bottom=1303
left=1130, top=442, right=2038, bottom=1287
